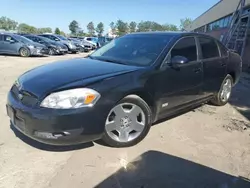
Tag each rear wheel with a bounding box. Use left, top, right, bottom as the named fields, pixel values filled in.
left=102, top=95, right=152, bottom=147
left=210, top=74, right=233, bottom=106
left=19, top=47, right=30, bottom=57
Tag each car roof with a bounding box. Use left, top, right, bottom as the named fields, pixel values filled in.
left=127, top=31, right=214, bottom=38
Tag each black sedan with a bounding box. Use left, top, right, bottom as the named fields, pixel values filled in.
left=22, top=35, right=68, bottom=55
left=7, top=32, right=242, bottom=147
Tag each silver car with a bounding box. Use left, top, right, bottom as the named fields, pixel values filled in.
left=0, top=33, right=49, bottom=57
left=39, top=34, right=78, bottom=53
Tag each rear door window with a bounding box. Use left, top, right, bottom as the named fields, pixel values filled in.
left=170, top=37, right=197, bottom=62
left=199, top=37, right=220, bottom=59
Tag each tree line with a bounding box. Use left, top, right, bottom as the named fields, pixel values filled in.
left=0, top=16, right=192, bottom=37
left=69, top=18, right=193, bottom=37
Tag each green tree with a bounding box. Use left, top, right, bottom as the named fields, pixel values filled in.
left=69, top=20, right=79, bottom=34
left=116, top=20, right=128, bottom=36
left=129, top=21, right=137, bottom=33
left=137, top=21, right=152, bottom=32
left=17, top=23, right=37, bottom=33
left=96, top=22, right=104, bottom=36
left=87, top=22, right=95, bottom=36
left=60, top=31, right=66, bottom=36
left=180, top=18, right=193, bottom=31
left=162, top=24, right=178, bottom=31
left=110, top=22, right=116, bottom=35
left=55, top=27, right=61, bottom=34
left=0, top=16, right=18, bottom=31
left=37, top=27, right=52, bottom=34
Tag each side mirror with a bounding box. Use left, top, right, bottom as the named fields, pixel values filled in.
left=171, top=56, right=189, bottom=67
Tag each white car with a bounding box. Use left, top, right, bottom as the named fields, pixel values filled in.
left=84, top=37, right=99, bottom=49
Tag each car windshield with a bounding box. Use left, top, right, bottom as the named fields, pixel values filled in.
left=14, top=35, right=33, bottom=43
left=56, top=35, right=67, bottom=40
left=91, top=37, right=98, bottom=42
left=70, top=38, right=80, bottom=42
left=37, top=36, right=54, bottom=43
left=90, top=34, right=173, bottom=66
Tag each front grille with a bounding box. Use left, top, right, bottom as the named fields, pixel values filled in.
left=11, top=85, right=38, bottom=107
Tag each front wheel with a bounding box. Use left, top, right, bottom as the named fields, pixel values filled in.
left=19, top=47, right=30, bottom=57
left=48, top=47, right=56, bottom=55
left=102, top=95, right=152, bottom=147
left=210, top=74, right=233, bottom=106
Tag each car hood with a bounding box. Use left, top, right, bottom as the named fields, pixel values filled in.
left=18, top=58, right=141, bottom=97
left=32, top=42, right=46, bottom=48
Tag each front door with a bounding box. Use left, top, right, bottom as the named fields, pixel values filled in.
left=152, top=37, right=203, bottom=118
left=3, top=35, right=19, bottom=54
left=198, top=37, right=226, bottom=95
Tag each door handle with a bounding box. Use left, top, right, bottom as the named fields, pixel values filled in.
left=194, top=68, right=201, bottom=73
left=221, top=63, right=226, bottom=67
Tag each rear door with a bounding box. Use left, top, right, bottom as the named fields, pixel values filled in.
left=198, top=37, right=226, bottom=95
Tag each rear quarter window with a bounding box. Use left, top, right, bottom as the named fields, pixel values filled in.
left=218, top=42, right=229, bottom=57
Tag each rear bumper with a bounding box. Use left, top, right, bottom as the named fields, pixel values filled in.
left=7, top=91, right=107, bottom=146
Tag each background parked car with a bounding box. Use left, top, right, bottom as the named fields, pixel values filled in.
left=0, top=33, right=48, bottom=57
left=68, top=38, right=91, bottom=52
left=98, top=36, right=113, bottom=46
left=22, top=34, right=68, bottom=55
left=68, top=38, right=86, bottom=52
left=39, top=34, right=78, bottom=54
left=84, top=37, right=99, bottom=49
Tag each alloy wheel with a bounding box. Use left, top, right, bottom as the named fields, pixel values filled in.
left=49, top=48, right=54, bottom=55
left=20, top=48, right=28, bottom=57
left=220, top=78, right=232, bottom=102
left=105, top=103, right=146, bottom=143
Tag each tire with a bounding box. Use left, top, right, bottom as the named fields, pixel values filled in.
left=48, top=47, right=55, bottom=55
left=210, top=74, right=233, bottom=106
left=19, top=47, right=30, bottom=57
left=102, top=95, right=152, bottom=147
left=72, top=51, right=77, bottom=54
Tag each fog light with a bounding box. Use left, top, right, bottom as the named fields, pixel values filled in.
left=34, top=131, right=58, bottom=139
left=34, top=131, right=70, bottom=139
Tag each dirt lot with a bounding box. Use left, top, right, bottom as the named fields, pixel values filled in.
left=0, top=54, right=250, bottom=188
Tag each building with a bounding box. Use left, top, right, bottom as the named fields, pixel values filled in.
left=187, top=0, right=250, bottom=70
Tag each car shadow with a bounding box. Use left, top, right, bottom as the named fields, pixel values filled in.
left=95, top=150, right=250, bottom=188
left=0, top=54, right=48, bottom=58
left=229, top=73, right=250, bottom=124
left=10, top=123, right=94, bottom=152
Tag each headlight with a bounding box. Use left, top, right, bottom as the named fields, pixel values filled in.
left=68, top=43, right=73, bottom=48
left=40, top=88, right=101, bottom=109
left=28, top=45, right=35, bottom=48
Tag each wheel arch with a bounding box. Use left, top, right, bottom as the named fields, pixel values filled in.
left=228, top=71, right=236, bottom=84
left=121, top=89, right=157, bottom=122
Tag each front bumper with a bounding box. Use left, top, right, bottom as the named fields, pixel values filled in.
left=7, top=91, right=106, bottom=145
left=57, top=48, right=68, bottom=54
left=30, top=48, right=49, bottom=55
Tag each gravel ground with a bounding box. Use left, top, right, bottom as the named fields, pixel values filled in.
left=0, top=54, right=250, bottom=188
